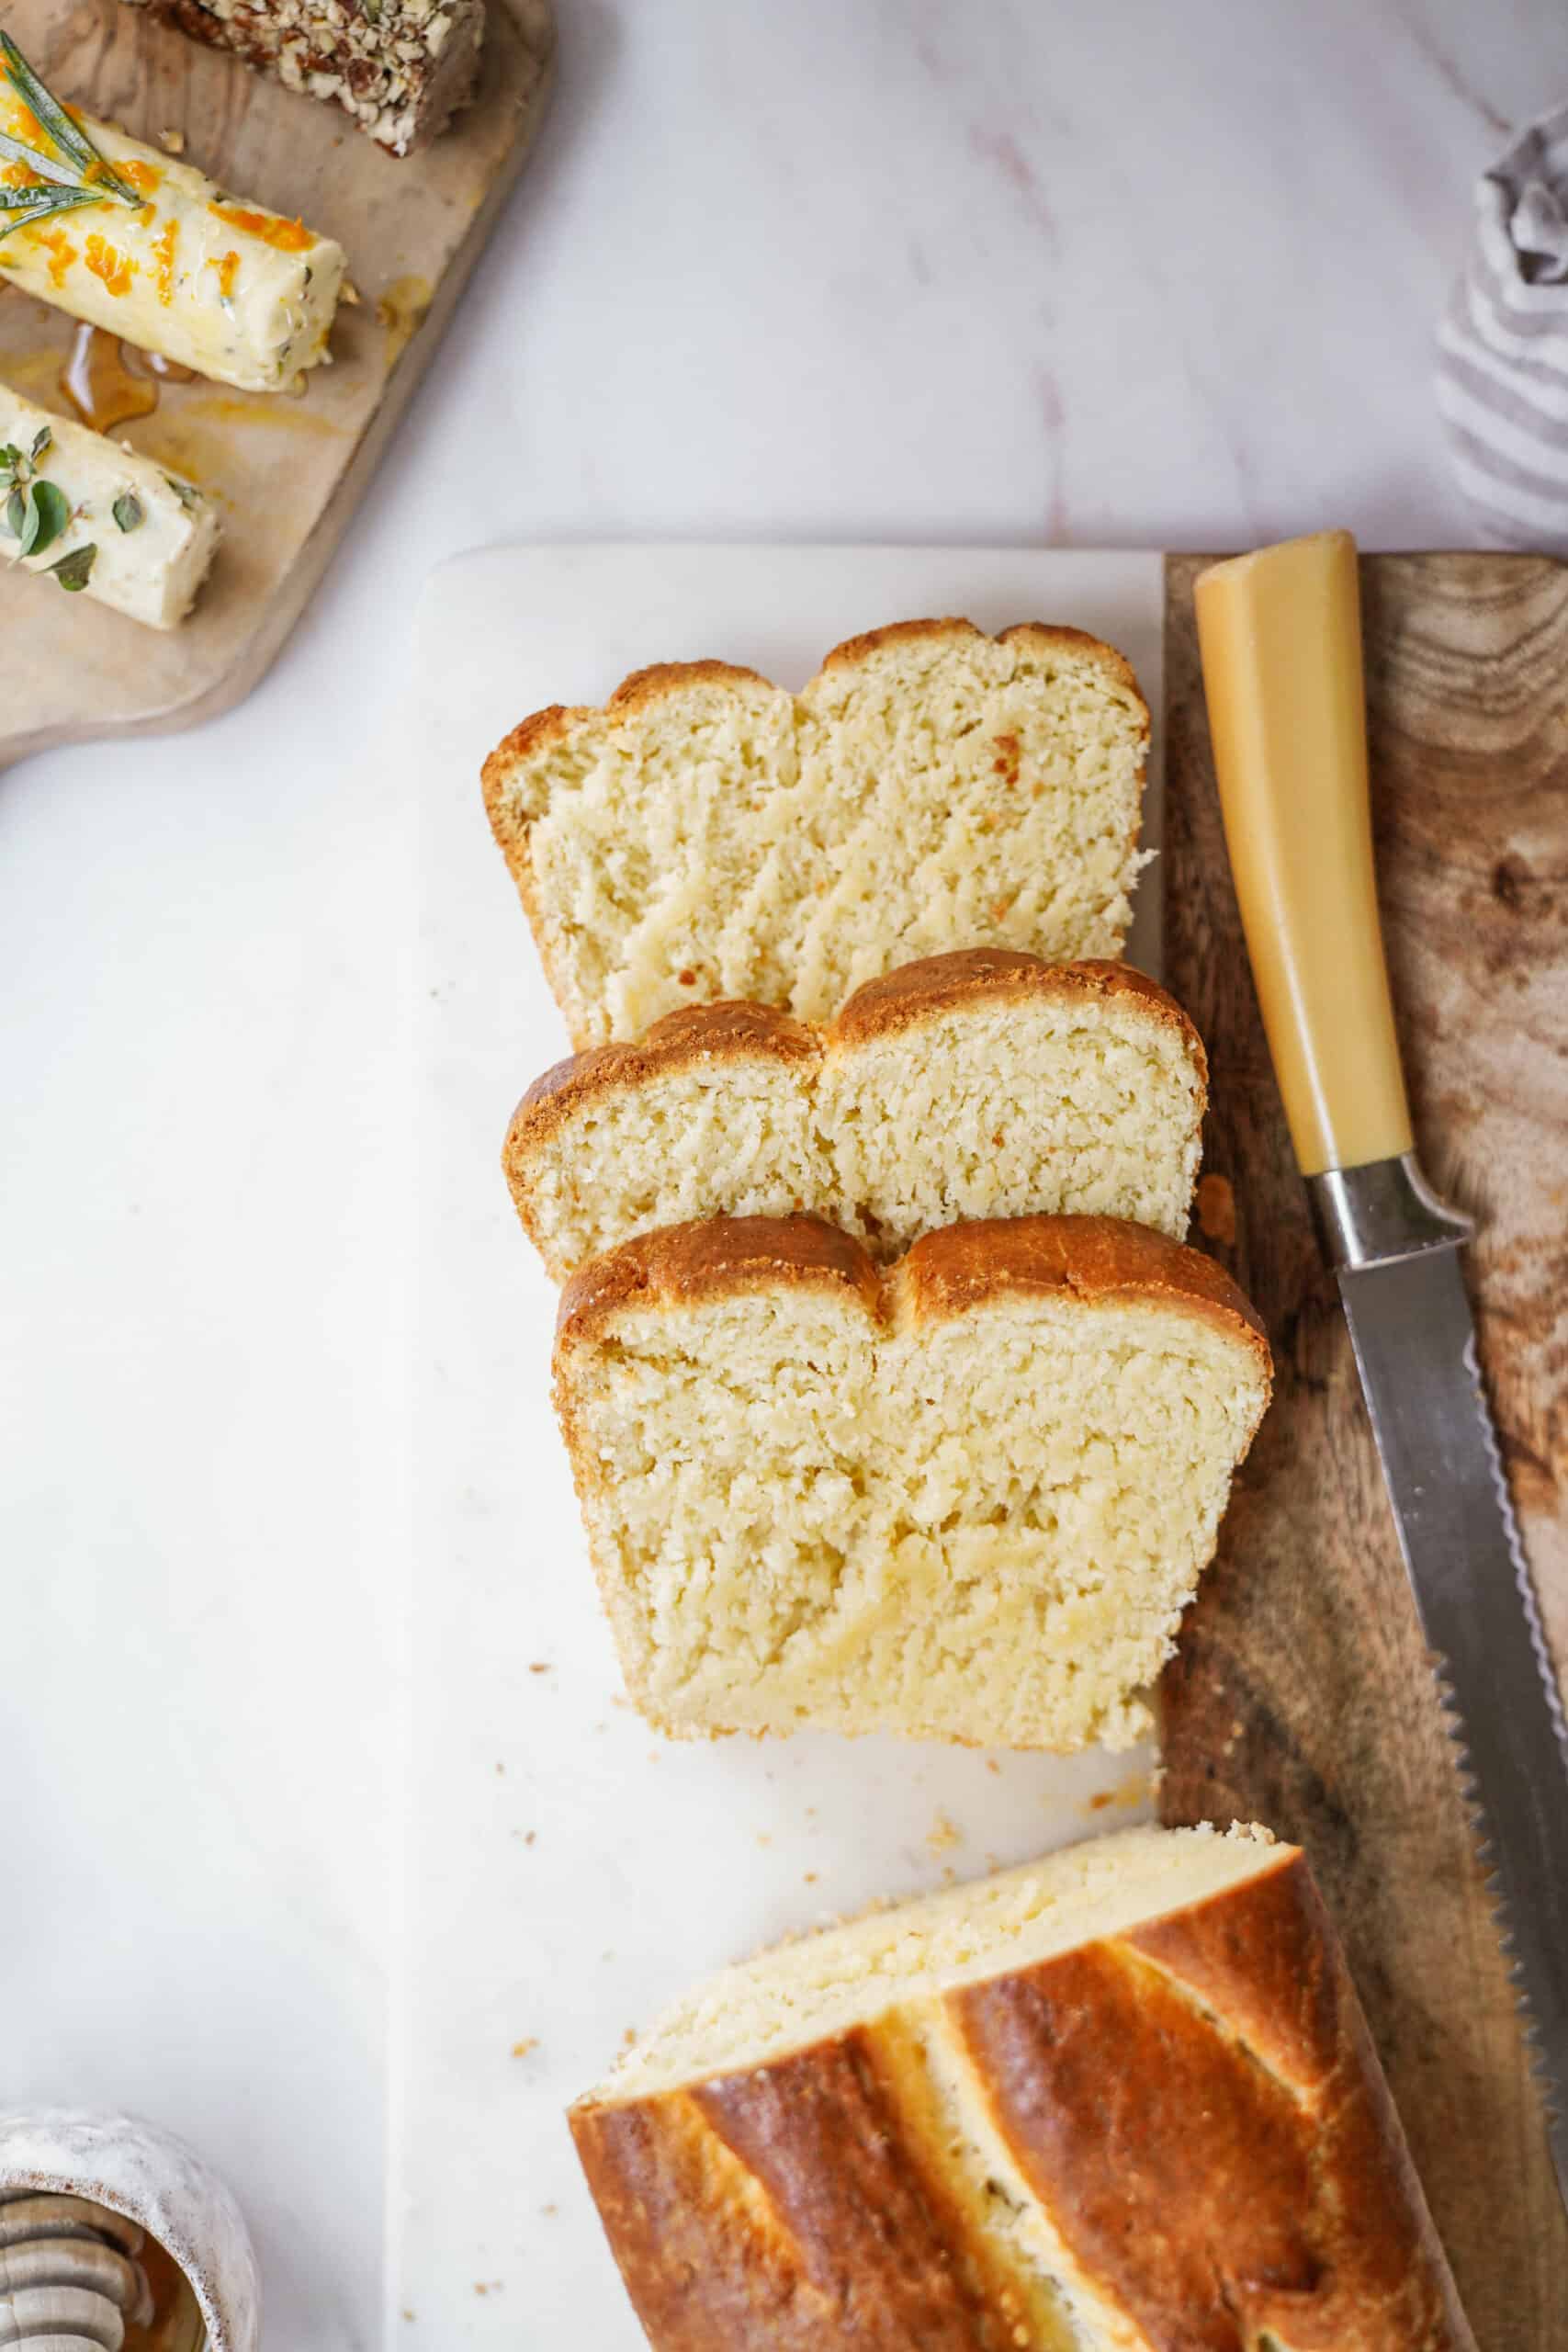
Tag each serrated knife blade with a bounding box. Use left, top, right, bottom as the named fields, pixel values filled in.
left=1338, top=1240, right=1568, bottom=2205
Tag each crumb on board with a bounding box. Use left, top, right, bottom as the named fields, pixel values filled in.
left=158, top=128, right=185, bottom=154
left=511, top=2037, right=538, bottom=2059
left=622, top=2025, right=638, bottom=2048
left=756, top=1831, right=773, bottom=1848
left=528, top=1662, right=551, bottom=1674
left=473, top=2280, right=503, bottom=2296
left=1086, top=1770, right=1154, bottom=1815
left=1196, top=1170, right=1237, bottom=1247
left=495, top=1761, right=504, bottom=1775
left=985, top=1758, right=1001, bottom=1775
left=342, top=277, right=362, bottom=305
left=541, top=2204, right=558, bottom=2217
left=803, top=1870, right=818, bottom=1884
left=927, top=1808, right=963, bottom=1854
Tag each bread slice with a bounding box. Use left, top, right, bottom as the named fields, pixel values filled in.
left=571, top=1823, right=1475, bottom=2352
left=481, top=620, right=1150, bottom=1047
left=508, top=951, right=1206, bottom=1278
left=553, top=1214, right=1271, bottom=1750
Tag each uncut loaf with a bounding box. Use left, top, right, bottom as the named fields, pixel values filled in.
left=118, top=0, right=485, bottom=156
left=482, top=619, right=1150, bottom=1047
left=572, top=1823, right=1476, bottom=2352
left=509, top=950, right=1207, bottom=1278
left=552, top=1214, right=1271, bottom=1751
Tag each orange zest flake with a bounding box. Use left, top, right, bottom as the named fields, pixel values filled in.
left=152, top=215, right=179, bottom=305
left=3, top=99, right=50, bottom=148
left=118, top=157, right=163, bottom=196
left=1, top=159, right=40, bottom=188
left=209, top=200, right=313, bottom=254
left=37, top=223, right=79, bottom=289
left=84, top=232, right=137, bottom=298
left=207, top=247, right=240, bottom=301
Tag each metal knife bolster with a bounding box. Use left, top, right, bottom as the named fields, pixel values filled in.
left=1306, top=1149, right=1473, bottom=1272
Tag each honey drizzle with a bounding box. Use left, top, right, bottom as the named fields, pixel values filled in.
left=60, top=322, right=157, bottom=431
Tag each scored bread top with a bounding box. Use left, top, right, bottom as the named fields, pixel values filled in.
left=482, top=616, right=1152, bottom=1046
left=508, top=950, right=1209, bottom=1278
left=570, top=1834, right=1474, bottom=2352
left=556, top=1209, right=1269, bottom=1372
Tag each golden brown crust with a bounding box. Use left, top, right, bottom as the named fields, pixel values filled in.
left=571, top=1848, right=1475, bottom=2352
left=814, top=615, right=985, bottom=672
left=812, top=616, right=1145, bottom=712
left=896, top=1213, right=1269, bottom=1358
left=572, top=2048, right=999, bottom=2350
left=555, top=1214, right=885, bottom=1350
left=997, top=618, right=1146, bottom=705
left=606, top=658, right=774, bottom=716
left=830, top=949, right=1205, bottom=1085
left=515, top=1001, right=818, bottom=1125
left=958, top=1852, right=1474, bottom=2349
left=555, top=1211, right=1269, bottom=1388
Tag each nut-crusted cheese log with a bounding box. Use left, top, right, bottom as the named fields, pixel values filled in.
left=0, top=385, right=219, bottom=628
left=0, top=96, right=344, bottom=390
left=552, top=1215, right=1271, bottom=1750
left=482, top=620, right=1151, bottom=1047
left=509, top=952, right=1208, bottom=1279
left=572, top=1823, right=1477, bottom=2352
left=118, top=0, right=485, bottom=158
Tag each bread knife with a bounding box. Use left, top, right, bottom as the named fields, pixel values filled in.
left=1193, top=529, right=1568, bottom=2215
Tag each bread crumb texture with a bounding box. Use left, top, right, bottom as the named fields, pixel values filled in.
left=482, top=620, right=1151, bottom=1046
left=508, top=951, right=1206, bottom=1278
left=570, top=1825, right=1473, bottom=2352
left=553, top=1214, right=1270, bottom=1752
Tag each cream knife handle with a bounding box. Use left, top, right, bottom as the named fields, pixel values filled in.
left=1193, top=530, right=1412, bottom=1180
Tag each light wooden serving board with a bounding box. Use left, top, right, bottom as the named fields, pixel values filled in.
left=1158, top=551, right=1568, bottom=2346
left=0, top=0, right=552, bottom=765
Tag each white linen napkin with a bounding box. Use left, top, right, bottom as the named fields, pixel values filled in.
left=1438, top=104, right=1568, bottom=548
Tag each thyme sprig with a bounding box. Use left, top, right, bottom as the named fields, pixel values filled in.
left=0, top=29, right=143, bottom=240
left=0, top=421, right=97, bottom=589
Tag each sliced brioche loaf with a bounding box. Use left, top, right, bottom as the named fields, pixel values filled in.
left=509, top=951, right=1207, bottom=1278
left=572, top=1823, right=1475, bottom=2352
left=553, top=1213, right=1271, bottom=1751
left=482, top=620, right=1150, bottom=1046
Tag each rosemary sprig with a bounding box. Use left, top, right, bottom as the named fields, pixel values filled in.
left=0, top=29, right=144, bottom=240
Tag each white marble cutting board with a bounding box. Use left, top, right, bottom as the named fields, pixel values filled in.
left=393, top=543, right=1165, bottom=2346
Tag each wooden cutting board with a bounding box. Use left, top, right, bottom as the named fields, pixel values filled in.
left=1158, top=551, right=1568, bottom=2346
left=0, top=0, right=552, bottom=765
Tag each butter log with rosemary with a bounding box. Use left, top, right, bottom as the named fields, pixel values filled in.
left=0, top=38, right=344, bottom=392
left=0, top=384, right=220, bottom=628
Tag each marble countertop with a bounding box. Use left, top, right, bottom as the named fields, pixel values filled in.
left=6, top=3, right=1568, bottom=2345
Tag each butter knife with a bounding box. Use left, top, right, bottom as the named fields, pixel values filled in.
left=1193, top=529, right=1568, bottom=2212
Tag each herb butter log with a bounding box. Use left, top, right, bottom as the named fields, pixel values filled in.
left=0, top=77, right=344, bottom=390
left=0, top=385, right=219, bottom=627
left=573, top=1824, right=1478, bottom=2352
